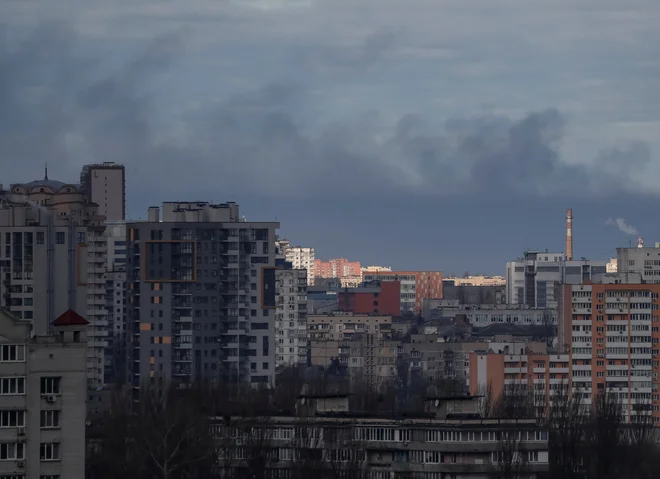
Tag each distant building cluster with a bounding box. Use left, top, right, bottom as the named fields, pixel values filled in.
left=3, top=167, right=660, bottom=474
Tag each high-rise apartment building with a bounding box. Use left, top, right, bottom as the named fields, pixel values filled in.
left=0, top=308, right=88, bottom=478
left=314, top=258, right=361, bottom=286
left=0, top=174, right=108, bottom=387
left=80, top=162, right=126, bottom=222
left=361, top=271, right=443, bottom=314
left=505, top=251, right=607, bottom=307
left=275, top=266, right=308, bottom=368
left=283, top=246, right=315, bottom=286
left=126, top=202, right=279, bottom=392
left=558, top=280, right=660, bottom=423
left=104, top=221, right=128, bottom=383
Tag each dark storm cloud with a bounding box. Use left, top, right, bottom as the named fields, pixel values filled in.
left=297, top=27, right=398, bottom=74
left=0, top=22, right=186, bottom=185
left=0, top=23, right=652, bottom=207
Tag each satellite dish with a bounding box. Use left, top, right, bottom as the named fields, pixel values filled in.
left=301, top=397, right=306, bottom=405
left=434, top=399, right=440, bottom=407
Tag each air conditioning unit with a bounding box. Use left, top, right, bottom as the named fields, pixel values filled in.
left=17, top=427, right=26, bottom=436
left=46, top=395, right=56, bottom=403
left=17, top=460, right=25, bottom=468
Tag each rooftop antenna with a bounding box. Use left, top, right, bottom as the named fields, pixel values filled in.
left=44, top=162, right=48, bottom=181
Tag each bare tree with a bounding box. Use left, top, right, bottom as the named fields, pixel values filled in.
left=87, top=381, right=217, bottom=479
left=489, top=427, right=531, bottom=479
left=546, top=383, right=586, bottom=479
left=582, top=390, right=625, bottom=479
left=134, top=381, right=217, bottom=479
left=491, top=382, right=536, bottom=420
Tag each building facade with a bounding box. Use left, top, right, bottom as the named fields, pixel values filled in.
left=213, top=397, right=550, bottom=479
left=362, top=271, right=443, bottom=314
left=283, top=246, right=315, bottom=286
left=337, top=281, right=401, bottom=316
left=0, top=175, right=107, bottom=387
left=275, top=267, right=308, bottom=369
left=80, top=162, right=126, bottom=222
left=505, top=251, right=607, bottom=308
left=0, top=309, right=88, bottom=479
left=307, top=313, right=393, bottom=341
left=423, top=301, right=556, bottom=329
left=558, top=281, right=660, bottom=423
left=469, top=351, right=570, bottom=408
left=126, top=202, right=279, bottom=392
left=104, top=221, right=128, bottom=384
left=617, top=246, right=660, bottom=283
left=314, top=258, right=361, bottom=286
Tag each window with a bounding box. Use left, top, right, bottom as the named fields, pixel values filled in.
left=40, top=410, right=60, bottom=429
left=0, top=378, right=25, bottom=395
left=0, top=411, right=25, bottom=428
left=56, top=232, right=65, bottom=245
left=37, top=232, right=45, bottom=244
left=40, top=443, right=60, bottom=461
left=0, top=442, right=24, bottom=460
left=40, top=377, right=61, bottom=395
left=0, top=345, right=25, bottom=362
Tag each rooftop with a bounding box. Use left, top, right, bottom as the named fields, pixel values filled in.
left=52, top=309, right=89, bottom=326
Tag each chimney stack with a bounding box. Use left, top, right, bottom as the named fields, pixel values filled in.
left=566, top=208, right=573, bottom=261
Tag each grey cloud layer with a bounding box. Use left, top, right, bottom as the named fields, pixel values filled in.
left=0, top=22, right=653, bottom=202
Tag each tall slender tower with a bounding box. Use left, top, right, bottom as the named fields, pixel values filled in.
left=566, top=208, right=573, bottom=261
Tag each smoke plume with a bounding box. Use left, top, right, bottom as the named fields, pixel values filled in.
left=605, top=217, right=638, bottom=236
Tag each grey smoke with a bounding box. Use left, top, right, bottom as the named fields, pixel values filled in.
left=605, top=217, right=638, bottom=236
left=0, top=23, right=652, bottom=208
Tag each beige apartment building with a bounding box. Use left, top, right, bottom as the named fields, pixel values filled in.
left=80, top=162, right=126, bottom=222
left=0, top=174, right=107, bottom=387
left=0, top=309, right=88, bottom=478
left=311, top=335, right=401, bottom=387
left=307, top=313, right=393, bottom=341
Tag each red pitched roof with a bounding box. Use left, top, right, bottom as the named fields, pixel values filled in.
left=52, top=309, right=89, bottom=326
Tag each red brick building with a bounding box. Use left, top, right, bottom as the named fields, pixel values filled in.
left=337, top=281, right=401, bottom=316
left=362, top=271, right=443, bottom=313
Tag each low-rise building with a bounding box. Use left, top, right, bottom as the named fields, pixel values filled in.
left=212, top=395, right=550, bottom=479
left=0, top=308, right=88, bottom=478
left=423, top=301, right=556, bottom=329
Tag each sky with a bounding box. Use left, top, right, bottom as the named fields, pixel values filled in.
left=1, top=0, right=660, bottom=274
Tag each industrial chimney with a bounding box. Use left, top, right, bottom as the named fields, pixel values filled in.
left=566, top=208, right=573, bottom=261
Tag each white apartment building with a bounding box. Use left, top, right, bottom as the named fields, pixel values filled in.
left=0, top=309, right=88, bottom=478
left=505, top=251, right=607, bottom=308
left=0, top=175, right=108, bottom=387
left=617, top=246, right=660, bottom=284
left=284, top=246, right=315, bottom=286
left=275, top=268, right=308, bottom=368
left=423, top=300, right=556, bottom=328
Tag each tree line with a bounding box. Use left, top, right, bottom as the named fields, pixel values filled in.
left=86, top=370, right=660, bottom=479
left=482, top=382, right=660, bottom=479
